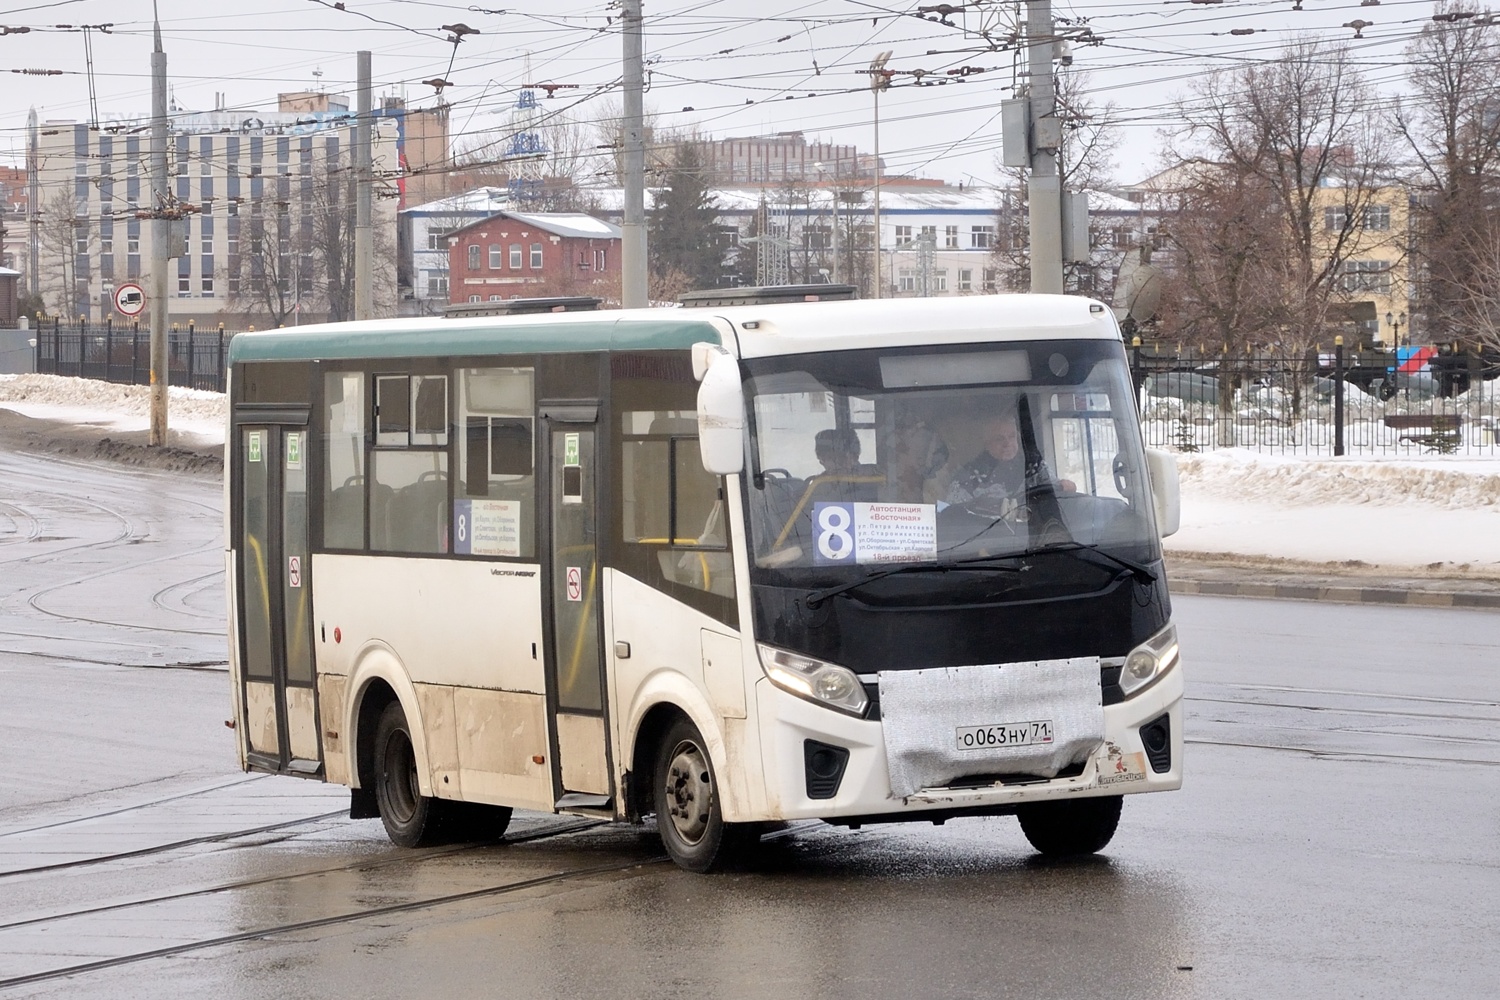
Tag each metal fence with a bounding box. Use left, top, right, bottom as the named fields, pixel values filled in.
left=1129, top=345, right=1500, bottom=456
left=33, top=319, right=232, bottom=393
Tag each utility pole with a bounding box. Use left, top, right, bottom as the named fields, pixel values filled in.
left=1025, top=0, right=1063, bottom=293
left=621, top=0, right=647, bottom=308
left=354, top=50, right=373, bottom=321
left=867, top=51, right=891, bottom=300
left=148, top=6, right=169, bottom=446
left=27, top=109, right=38, bottom=300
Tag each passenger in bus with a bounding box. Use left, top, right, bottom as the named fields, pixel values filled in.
left=946, top=412, right=1073, bottom=508
left=886, top=411, right=950, bottom=503
left=811, top=427, right=880, bottom=503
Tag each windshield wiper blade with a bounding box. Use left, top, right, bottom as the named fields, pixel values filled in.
left=1028, top=541, right=1157, bottom=584
left=805, top=555, right=1022, bottom=608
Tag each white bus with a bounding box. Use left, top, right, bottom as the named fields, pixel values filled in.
left=226, top=294, right=1183, bottom=872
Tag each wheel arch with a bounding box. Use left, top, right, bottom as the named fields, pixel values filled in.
left=623, top=672, right=733, bottom=822
left=345, top=643, right=431, bottom=797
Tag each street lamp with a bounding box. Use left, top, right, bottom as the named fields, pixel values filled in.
left=1385, top=310, right=1406, bottom=347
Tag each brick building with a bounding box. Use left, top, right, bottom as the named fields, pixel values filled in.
left=447, top=211, right=621, bottom=304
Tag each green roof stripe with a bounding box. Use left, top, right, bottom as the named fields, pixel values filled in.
left=226, top=316, right=724, bottom=364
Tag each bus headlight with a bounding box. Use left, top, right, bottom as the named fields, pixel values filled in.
left=1120, top=623, right=1179, bottom=698
left=757, top=644, right=869, bottom=718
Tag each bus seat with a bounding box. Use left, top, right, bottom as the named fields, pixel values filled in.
left=388, top=471, right=448, bottom=552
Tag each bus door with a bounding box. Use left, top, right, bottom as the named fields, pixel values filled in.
left=541, top=404, right=614, bottom=810
left=237, top=419, right=322, bottom=778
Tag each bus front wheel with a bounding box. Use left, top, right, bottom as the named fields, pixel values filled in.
left=1016, top=795, right=1123, bottom=857
left=373, top=701, right=444, bottom=848
left=653, top=718, right=748, bottom=873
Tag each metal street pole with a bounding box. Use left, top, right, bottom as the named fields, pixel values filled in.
left=354, top=50, right=373, bottom=321
left=868, top=51, right=891, bottom=300
left=1026, top=0, right=1063, bottom=294
left=621, top=0, right=647, bottom=308
left=27, top=108, right=39, bottom=300
left=148, top=7, right=170, bottom=446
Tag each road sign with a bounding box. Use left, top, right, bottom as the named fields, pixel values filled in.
left=113, top=283, right=146, bottom=317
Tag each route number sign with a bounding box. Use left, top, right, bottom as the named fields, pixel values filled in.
left=113, top=283, right=146, bottom=317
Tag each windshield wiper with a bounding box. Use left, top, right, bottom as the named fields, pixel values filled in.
left=805, top=555, right=1023, bottom=608
left=1027, top=541, right=1157, bottom=584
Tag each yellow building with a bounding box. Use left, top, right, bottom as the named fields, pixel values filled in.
left=1314, top=185, right=1410, bottom=347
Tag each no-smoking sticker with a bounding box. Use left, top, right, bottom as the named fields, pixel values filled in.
left=565, top=566, right=582, bottom=601
left=288, top=555, right=302, bottom=589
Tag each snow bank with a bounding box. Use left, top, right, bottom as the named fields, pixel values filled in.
left=1177, top=450, right=1500, bottom=511
left=0, top=373, right=226, bottom=442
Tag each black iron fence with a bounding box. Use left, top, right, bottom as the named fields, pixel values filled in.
left=1128, top=343, right=1500, bottom=456
left=33, top=318, right=233, bottom=393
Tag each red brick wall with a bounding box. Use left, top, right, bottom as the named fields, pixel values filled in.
left=448, top=219, right=620, bottom=304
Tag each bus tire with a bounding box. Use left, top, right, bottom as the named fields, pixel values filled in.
left=1016, top=795, right=1123, bottom=857
left=653, top=718, right=747, bottom=873
left=373, top=700, right=444, bottom=848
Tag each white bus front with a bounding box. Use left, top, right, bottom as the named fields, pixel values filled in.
left=699, top=330, right=1182, bottom=859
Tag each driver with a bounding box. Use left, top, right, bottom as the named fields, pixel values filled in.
left=945, top=412, right=1072, bottom=508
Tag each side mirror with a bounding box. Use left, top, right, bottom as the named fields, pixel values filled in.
left=1145, top=448, right=1180, bottom=538
left=697, top=352, right=745, bottom=476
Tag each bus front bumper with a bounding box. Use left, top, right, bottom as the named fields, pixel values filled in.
left=750, top=662, right=1183, bottom=823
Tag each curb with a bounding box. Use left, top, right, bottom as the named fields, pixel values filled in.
left=1169, top=578, right=1500, bottom=611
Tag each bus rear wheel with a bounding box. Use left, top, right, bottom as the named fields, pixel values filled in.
left=1016, top=795, right=1123, bottom=857
left=653, top=718, right=748, bottom=873
left=373, top=701, right=445, bottom=848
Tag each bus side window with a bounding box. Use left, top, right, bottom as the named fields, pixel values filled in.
left=454, top=367, right=535, bottom=560
left=370, top=372, right=450, bottom=555
left=323, top=372, right=366, bottom=550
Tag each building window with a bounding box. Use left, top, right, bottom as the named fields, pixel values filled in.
left=489, top=294, right=503, bottom=301
left=179, top=275, right=191, bottom=295
left=933, top=270, right=949, bottom=292
left=427, top=274, right=449, bottom=297
left=895, top=224, right=912, bottom=246
left=201, top=234, right=213, bottom=255
left=128, top=233, right=140, bottom=255
left=468, top=294, right=481, bottom=303
left=1339, top=260, right=1391, bottom=294
left=1363, top=205, right=1391, bottom=231
left=489, top=244, right=502, bottom=269
left=594, top=248, right=606, bottom=271
left=944, top=225, right=958, bottom=249
left=426, top=228, right=451, bottom=250
left=101, top=234, right=113, bottom=255
left=1324, top=206, right=1349, bottom=231
left=467, top=245, right=481, bottom=270
left=898, top=268, right=917, bottom=293
left=920, top=225, right=936, bottom=243
left=971, top=225, right=995, bottom=249
left=958, top=269, right=973, bottom=292
left=982, top=268, right=998, bottom=293
left=510, top=244, right=522, bottom=269
left=530, top=243, right=542, bottom=269
left=202, top=276, right=215, bottom=295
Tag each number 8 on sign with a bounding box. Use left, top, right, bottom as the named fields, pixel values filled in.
left=814, top=503, right=855, bottom=563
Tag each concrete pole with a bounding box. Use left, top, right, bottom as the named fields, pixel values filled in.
left=621, top=0, right=648, bottom=308
left=354, top=50, right=374, bottom=321
left=872, top=87, right=881, bottom=300
left=1026, top=0, right=1064, bottom=294
left=148, top=10, right=170, bottom=446
left=27, top=109, right=39, bottom=299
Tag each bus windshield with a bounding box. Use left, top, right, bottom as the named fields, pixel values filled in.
left=743, top=339, right=1161, bottom=596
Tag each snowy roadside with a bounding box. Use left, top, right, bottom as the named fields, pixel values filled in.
left=2, top=373, right=1498, bottom=581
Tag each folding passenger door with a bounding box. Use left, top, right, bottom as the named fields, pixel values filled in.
left=541, top=403, right=614, bottom=810
left=236, top=418, right=323, bottom=777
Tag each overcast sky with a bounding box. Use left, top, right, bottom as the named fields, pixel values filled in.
left=0, top=0, right=1446, bottom=189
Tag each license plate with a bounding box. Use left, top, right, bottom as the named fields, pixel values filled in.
left=955, top=720, right=1054, bottom=751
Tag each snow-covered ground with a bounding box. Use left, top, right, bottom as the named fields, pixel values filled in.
left=3, top=374, right=1498, bottom=573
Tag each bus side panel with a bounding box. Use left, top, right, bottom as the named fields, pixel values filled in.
left=606, top=569, right=755, bottom=822
left=311, top=553, right=549, bottom=806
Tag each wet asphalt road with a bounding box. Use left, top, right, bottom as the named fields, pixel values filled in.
left=1, top=445, right=1498, bottom=999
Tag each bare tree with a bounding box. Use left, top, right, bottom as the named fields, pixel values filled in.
left=1172, top=39, right=1393, bottom=357
left=1396, top=4, right=1500, bottom=348
left=37, top=190, right=90, bottom=318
